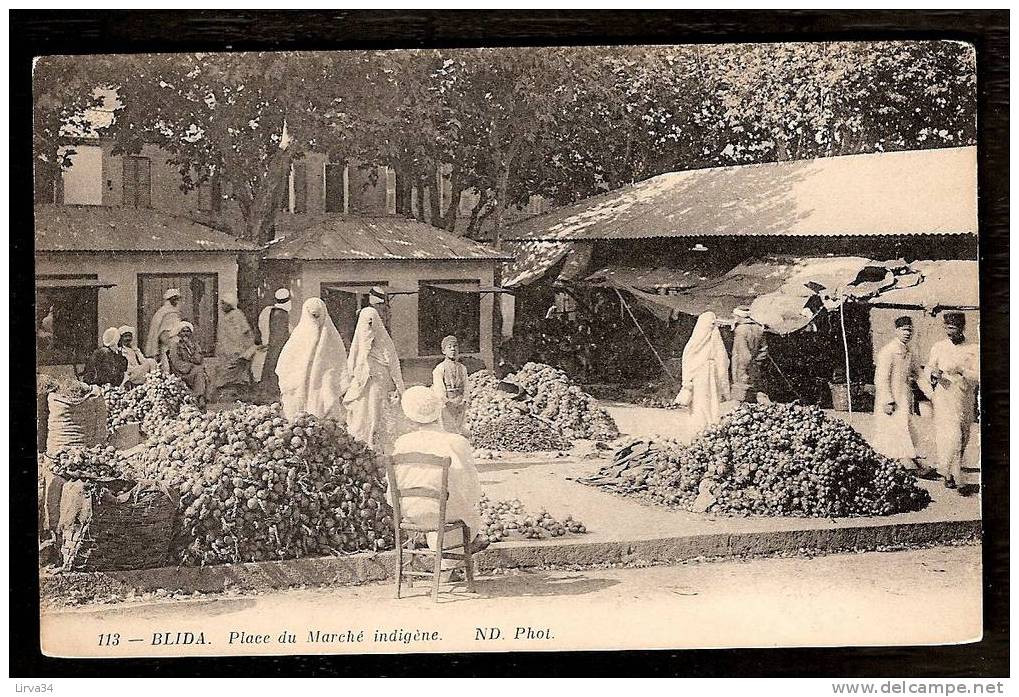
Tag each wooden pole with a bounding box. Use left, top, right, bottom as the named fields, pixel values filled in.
left=614, top=289, right=675, bottom=380
left=839, top=300, right=853, bottom=413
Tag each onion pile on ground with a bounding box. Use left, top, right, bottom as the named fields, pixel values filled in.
left=477, top=494, right=587, bottom=543
left=471, top=414, right=570, bottom=453
left=101, top=371, right=196, bottom=434
left=509, top=363, right=619, bottom=441
left=583, top=402, right=931, bottom=518
left=129, top=403, right=393, bottom=566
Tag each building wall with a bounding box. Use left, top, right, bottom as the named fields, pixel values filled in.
left=266, top=259, right=496, bottom=377
left=99, top=142, right=204, bottom=212
left=36, top=251, right=239, bottom=348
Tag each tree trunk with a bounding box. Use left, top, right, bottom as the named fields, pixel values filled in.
left=414, top=180, right=427, bottom=223
left=428, top=182, right=442, bottom=227
left=442, top=186, right=464, bottom=232
left=395, top=167, right=414, bottom=216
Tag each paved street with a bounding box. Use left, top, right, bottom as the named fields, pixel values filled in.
left=41, top=545, right=981, bottom=657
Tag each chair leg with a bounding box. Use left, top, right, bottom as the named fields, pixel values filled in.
left=432, top=526, right=445, bottom=603
left=462, top=523, right=476, bottom=593
left=394, top=527, right=403, bottom=599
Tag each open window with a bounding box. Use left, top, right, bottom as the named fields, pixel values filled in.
left=36, top=276, right=112, bottom=366
left=418, top=280, right=481, bottom=355
left=137, top=273, right=218, bottom=355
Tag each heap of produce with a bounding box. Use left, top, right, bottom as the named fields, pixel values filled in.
left=471, top=414, right=570, bottom=453
left=477, top=494, right=587, bottom=543
left=48, top=445, right=131, bottom=481
left=131, top=403, right=393, bottom=566
left=465, top=371, right=527, bottom=433
left=510, top=363, right=619, bottom=441
left=584, top=402, right=930, bottom=518
left=465, top=364, right=619, bottom=449
left=101, top=371, right=196, bottom=435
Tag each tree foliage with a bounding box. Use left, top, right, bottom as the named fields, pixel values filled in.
left=35, top=41, right=976, bottom=244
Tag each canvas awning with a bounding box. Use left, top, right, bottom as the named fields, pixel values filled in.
left=586, top=266, right=714, bottom=292
left=35, top=278, right=116, bottom=289
left=868, top=260, right=978, bottom=312
left=594, top=256, right=917, bottom=332
left=423, top=282, right=512, bottom=294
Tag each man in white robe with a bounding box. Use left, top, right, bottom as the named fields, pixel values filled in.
left=390, top=386, right=487, bottom=556
left=144, top=288, right=183, bottom=366
left=118, top=326, right=157, bottom=386
left=215, top=293, right=258, bottom=389
left=872, top=316, right=923, bottom=471
left=920, top=312, right=980, bottom=494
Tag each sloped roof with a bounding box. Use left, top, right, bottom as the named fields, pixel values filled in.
left=266, top=215, right=511, bottom=262
left=35, top=204, right=256, bottom=253
left=504, top=147, right=978, bottom=241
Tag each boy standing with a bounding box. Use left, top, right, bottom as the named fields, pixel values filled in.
left=432, top=335, right=470, bottom=435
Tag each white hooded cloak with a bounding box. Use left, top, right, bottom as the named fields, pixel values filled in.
left=276, top=298, right=351, bottom=422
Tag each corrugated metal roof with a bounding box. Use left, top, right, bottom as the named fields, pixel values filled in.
left=266, top=215, right=511, bottom=262
left=504, top=147, right=978, bottom=241
left=501, top=241, right=573, bottom=288
left=35, top=204, right=256, bottom=253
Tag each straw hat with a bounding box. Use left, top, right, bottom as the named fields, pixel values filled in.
left=400, top=386, right=443, bottom=424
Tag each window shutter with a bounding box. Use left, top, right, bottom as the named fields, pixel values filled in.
left=293, top=161, right=308, bottom=213
left=137, top=158, right=151, bottom=208
left=123, top=157, right=137, bottom=207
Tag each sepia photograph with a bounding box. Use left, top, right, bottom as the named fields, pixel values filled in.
left=13, top=11, right=1007, bottom=677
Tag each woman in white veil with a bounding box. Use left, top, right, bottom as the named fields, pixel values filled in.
left=675, top=311, right=731, bottom=434
left=343, top=306, right=406, bottom=450
left=276, top=298, right=350, bottom=422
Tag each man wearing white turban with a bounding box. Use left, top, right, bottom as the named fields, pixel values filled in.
left=391, top=386, right=487, bottom=555
left=215, top=293, right=258, bottom=389
left=118, top=326, right=157, bottom=386
left=343, top=306, right=405, bottom=451
left=255, top=288, right=292, bottom=400
left=675, top=311, right=731, bottom=435
left=145, top=288, right=183, bottom=363
left=276, top=298, right=351, bottom=422
left=83, top=327, right=128, bottom=386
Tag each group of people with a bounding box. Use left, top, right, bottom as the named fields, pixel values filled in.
left=272, top=292, right=484, bottom=555
left=675, top=307, right=981, bottom=496
left=871, top=312, right=980, bottom=495
left=82, top=288, right=216, bottom=407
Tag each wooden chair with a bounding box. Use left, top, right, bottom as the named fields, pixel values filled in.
left=384, top=453, right=476, bottom=602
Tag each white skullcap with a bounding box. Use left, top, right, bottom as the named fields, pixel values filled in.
left=221, top=292, right=239, bottom=307
left=400, top=385, right=443, bottom=425
left=163, top=288, right=182, bottom=300
left=368, top=286, right=386, bottom=305
left=102, top=327, right=121, bottom=348
left=274, top=288, right=291, bottom=302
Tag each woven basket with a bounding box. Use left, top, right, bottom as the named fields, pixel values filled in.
left=58, top=479, right=178, bottom=572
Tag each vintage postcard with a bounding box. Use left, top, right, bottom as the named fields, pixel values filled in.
left=34, top=41, right=982, bottom=658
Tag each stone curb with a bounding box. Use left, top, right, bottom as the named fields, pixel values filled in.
left=43, top=518, right=981, bottom=599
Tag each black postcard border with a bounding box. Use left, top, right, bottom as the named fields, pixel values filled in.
left=9, top=9, right=1009, bottom=679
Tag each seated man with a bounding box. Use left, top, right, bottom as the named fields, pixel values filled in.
left=390, top=386, right=488, bottom=555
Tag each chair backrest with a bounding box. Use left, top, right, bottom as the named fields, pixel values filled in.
left=384, top=452, right=452, bottom=528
